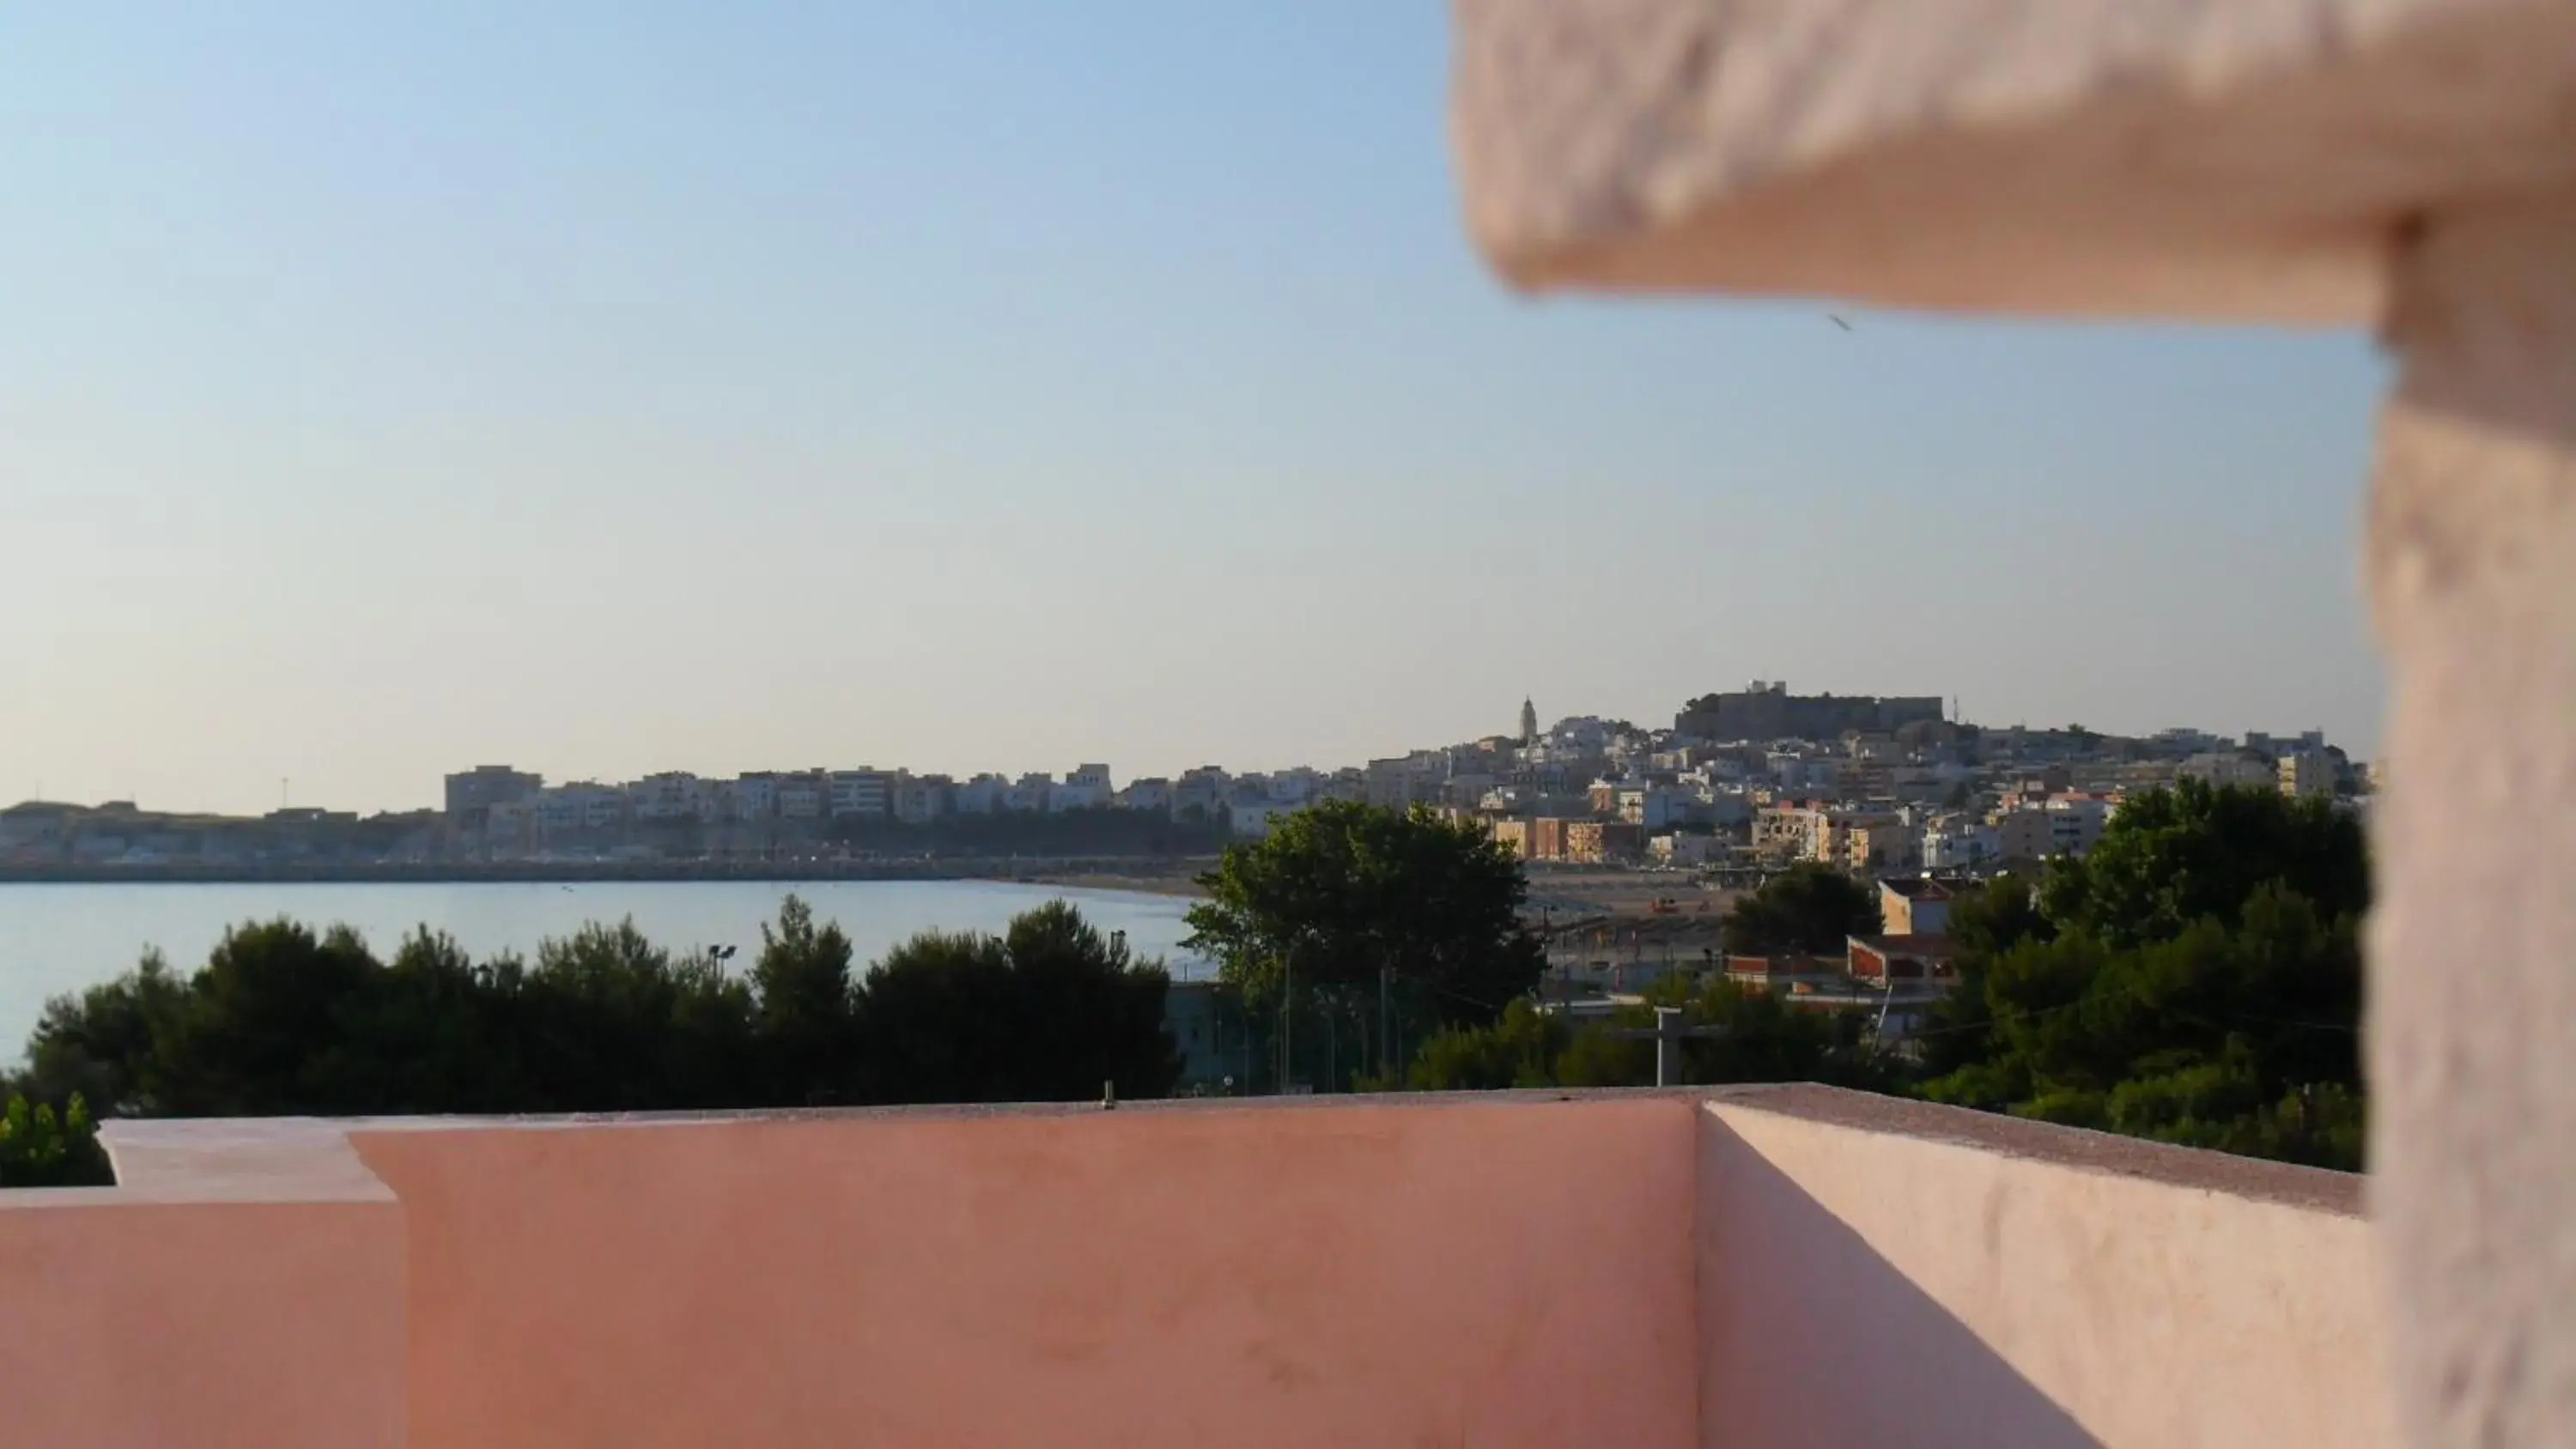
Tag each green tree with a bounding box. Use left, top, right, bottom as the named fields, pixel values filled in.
left=19, top=949, right=188, bottom=1116
left=1721, top=863, right=1883, bottom=956
left=1548, top=1022, right=1655, bottom=1088
left=1400, top=998, right=1567, bottom=1090
left=1920, top=785, right=2367, bottom=1169
left=2037, top=779, right=2366, bottom=947
left=1184, top=802, right=1544, bottom=1084
left=1394, top=975, right=1886, bottom=1093
left=155, top=920, right=386, bottom=1116
left=516, top=919, right=757, bottom=1112
left=854, top=931, right=1011, bottom=1103
left=859, top=900, right=1178, bottom=1103
left=1673, top=976, right=1893, bottom=1088
left=0, top=1092, right=108, bottom=1187
left=995, top=900, right=1180, bottom=1101
left=325, top=929, right=532, bottom=1113
left=1915, top=874, right=2051, bottom=1077
left=1190, top=797, right=1535, bottom=1096
left=751, top=894, right=861, bottom=1105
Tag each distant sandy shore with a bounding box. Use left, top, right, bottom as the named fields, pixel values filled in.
left=999, top=870, right=1210, bottom=900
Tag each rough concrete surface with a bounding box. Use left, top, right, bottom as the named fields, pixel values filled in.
left=1452, top=0, right=2576, bottom=321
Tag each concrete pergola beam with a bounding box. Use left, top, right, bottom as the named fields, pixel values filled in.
left=1451, top=3, right=2576, bottom=1444
left=1455, top=0, right=2576, bottom=322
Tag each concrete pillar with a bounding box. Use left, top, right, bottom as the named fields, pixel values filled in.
left=2367, top=191, right=2576, bottom=1445
left=1445, top=3, right=2576, bottom=1440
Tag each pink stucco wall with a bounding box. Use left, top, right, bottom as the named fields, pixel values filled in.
left=0, top=1089, right=2396, bottom=1444
left=351, top=1099, right=1701, bottom=1449
left=0, top=1195, right=404, bottom=1449
left=1698, top=1092, right=2391, bottom=1448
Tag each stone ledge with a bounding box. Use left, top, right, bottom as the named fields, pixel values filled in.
left=85, top=1082, right=2360, bottom=1216
left=1710, top=1082, right=2364, bottom=1216
left=1451, top=0, right=2576, bottom=321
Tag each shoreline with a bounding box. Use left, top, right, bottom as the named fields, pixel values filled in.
left=995, top=871, right=1207, bottom=900
left=0, top=858, right=1219, bottom=892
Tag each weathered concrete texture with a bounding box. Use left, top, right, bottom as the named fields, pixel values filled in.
left=1451, top=0, right=2576, bottom=321
left=2367, top=192, right=2576, bottom=1448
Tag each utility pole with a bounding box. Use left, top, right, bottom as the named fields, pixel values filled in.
left=1280, top=943, right=1293, bottom=1094
left=1607, top=1010, right=1723, bottom=1085
left=1378, top=960, right=1392, bottom=1081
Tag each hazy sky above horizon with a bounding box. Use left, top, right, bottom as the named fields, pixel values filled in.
left=4, top=3, right=2391, bottom=816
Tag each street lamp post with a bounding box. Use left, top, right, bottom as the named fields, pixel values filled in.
left=1279, top=940, right=1293, bottom=1094
left=1654, top=1006, right=1681, bottom=1088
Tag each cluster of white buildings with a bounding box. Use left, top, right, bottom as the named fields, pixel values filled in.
left=438, top=691, right=2364, bottom=867
left=1753, top=789, right=2117, bottom=876
left=1437, top=693, right=2362, bottom=875
left=447, top=762, right=1135, bottom=836
left=443, top=761, right=1386, bottom=846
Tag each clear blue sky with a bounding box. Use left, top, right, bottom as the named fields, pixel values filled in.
left=1, top=3, right=2391, bottom=815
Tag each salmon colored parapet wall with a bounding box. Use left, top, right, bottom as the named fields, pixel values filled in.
left=5, top=1089, right=2391, bottom=1446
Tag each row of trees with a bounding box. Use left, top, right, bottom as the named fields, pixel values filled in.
left=2, top=897, right=1179, bottom=1185
left=1387, top=978, right=1897, bottom=1094
left=1186, top=786, right=2366, bottom=1169
left=1917, top=781, right=2366, bottom=1167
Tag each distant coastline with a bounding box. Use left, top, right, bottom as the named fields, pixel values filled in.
left=0, top=858, right=1215, bottom=894
left=1008, top=870, right=1207, bottom=900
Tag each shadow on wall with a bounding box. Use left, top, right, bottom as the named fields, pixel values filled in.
left=1697, top=1115, right=2101, bottom=1449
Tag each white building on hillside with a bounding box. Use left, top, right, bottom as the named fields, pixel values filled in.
left=1922, top=817, right=2002, bottom=870
left=952, top=774, right=1007, bottom=815
left=1171, top=770, right=1228, bottom=820
left=1117, top=778, right=1172, bottom=814
left=829, top=770, right=891, bottom=817
left=2048, top=795, right=2113, bottom=853
left=1050, top=766, right=1110, bottom=812
left=732, top=773, right=778, bottom=821
left=538, top=783, right=627, bottom=834
left=1616, top=785, right=1675, bottom=831
left=893, top=775, right=948, bottom=824
left=629, top=773, right=703, bottom=822
left=777, top=774, right=827, bottom=819
left=1005, top=774, right=1052, bottom=814
left=1229, top=795, right=1290, bottom=839
left=1650, top=833, right=1718, bottom=866
left=2178, top=751, right=2275, bottom=789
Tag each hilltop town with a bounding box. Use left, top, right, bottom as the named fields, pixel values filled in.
left=0, top=681, right=2364, bottom=887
